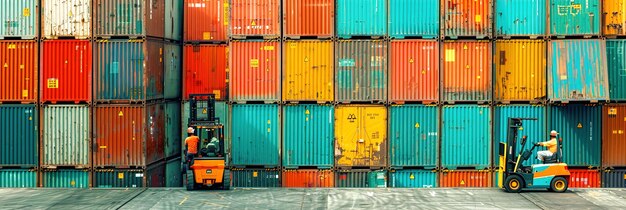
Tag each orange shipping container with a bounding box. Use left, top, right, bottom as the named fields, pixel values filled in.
left=441, top=0, right=492, bottom=38
left=230, top=0, right=281, bottom=38
left=283, top=0, right=334, bottom=38
left=282, top=40, right=334, bottom=102
left=389, top=40, right=439, bottom=103
left=568, top=169, right=600, bottom=188
left=494, top=40, right=546, bottom=102
left=184, top=0, right=229, bottom=41
left=0, top=41, right=37, bottom=103
left=230, top=41, right=280, bottom=102
left=443, top=41, right=492, bottom=102
left=282, top=169, right=334, bottom=188
left=41, top=40, right=92, bottom=103
left=439, top=170, right=493, bottom=187
left=602, top=105, right=626, bottom=167
left=183, top=44, right=228, bottom=100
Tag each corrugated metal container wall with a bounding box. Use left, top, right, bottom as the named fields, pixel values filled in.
left=441, top=105, right=491, bottom=169
left=282, top=169, right=334, bottom=188
left=602, top=105, right=626, bottom=167
left=231, top=104, right=280, bottom=167
left=0, top=105, right=38, bottom=167
left=389, top=169, right=437, bottom=188
left=443, top=41, right=492, bottom=102
left=389, top=40, right=439, bottom=103
left=548, top=39, right=609, bottom=102
left=42, top=169, right=89, bottom=188
left=93, top=169, right=144, bottom=188
left=42, top=0, right=91, bottom=38
left=439, top=170, right=493, bottom=187
left=388, top=0, right=439, bottom=39
left=164, top=102, right=181, bottom=159
left=41, top=105, right=90, bottom=167
left=94, top=39, right=164, bottom=102
left=93, top=0, right=165, bottom=38
left=230, top=41, right=280, bottom=102
left=334, top=170, right=387, bottom=188
left=549, top=104, right=601, bottom=167
left=181, top=101, right=231, bottom=158
left=164, top=42, right=181, bottom=99
left=494, top=40, right=546, bottom=102
left=0, top=41, right=37, bottom=103
left=282, top=104, right=334, bottom=168
left=389, top=105, right=438, bottom=168
left=41, top=40, right=92, bottom=103
left=145, top=161, right=166, bottom=187
left=183, top=44, right=228, bottom=100
left=603, top=0, right=626, bottom=36
left=230, top=0, right=281, bottom=38
left=165, top=0, right=183, bottom=41
left=441, top=0, right=492, bottom=38
left=335, top=40, right=388, bottom=103
left=602, top=170, right=626, bottom=188
left=549, top=0, right=600, bottom=36
left=0, top=169, right=37, bottom=188
left=283, top=40, right=334, bottom=102
left=494, top=105, right=546, bottom=166
left=334, top=105, right=387, bottom=168
left=606, top=40, right=626, bottom=101
left=231, top=168, right=280, bottom=187
left=336, top=0, right=386, bottom=38
left=569, top=169, right=600, bottom=188
left=165, top=158, right=182, bottom=187
left=184, top=0, right=229, bottom=41
left=0, top=0, right=38, bottom=39
left=494, top=0, right=546, bottom=37
left=283, top=0, right=334, bottom=38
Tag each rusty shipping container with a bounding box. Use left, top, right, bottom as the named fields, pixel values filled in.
left=283, top=40, right=333, bottom=102
left=42, top=0, right=91, bottom=39
left=0, top=40, right=37, bottom=103
left=334, top=169, right=387, bottom=188
left=0, top=0, right=38, bottom=39
left=443, top=41, right=492, bottom=102
left=550, top=0, right=600, bottom=36
left=93, top=104, right=165, bottom=168
left=230, top=0, right=281, bottom=38
left=389, top=40, right=439, bottom=103
left=568, top=169, right=600, bottom=188
left=439, top=170, right=493, bottom=188
left=184, top=0, right=229, bottom=41
left=230, top=40, right=280, bottom=102
left=441, top=0, right=492, bottom=38
left=282, top=169, right=334, bottom=188
left=283, top=0, right=334, bottom=38
left=183, top=44, right=228, bottom=100
left=335, top=40, right=388, bottom=103
left=93, top=0, right=165, bottom=38
left=41, top=40, right=92, bottom=103
left=494, top=40, right=546, bottom=102
left=334, top=105, right=387, bottom=168
left=602, top=105, right=626, bottom=167
left=41, top=105, right=90, bottom=168
left=604, top=0, right=626, bottom=36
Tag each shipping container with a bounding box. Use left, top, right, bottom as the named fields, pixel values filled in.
left=0, top=105, right=38, bottom=167
left=335, top=105, right=387, bottom=168
left=441, top=105, right=491, bottom=169
left=94, top=39, right=164, bottom=102
left=443, top=41, right=492, bottom=102
left=93, top=104, right=165, bottom=168
left=283, top=40, right=333, bottom=102
left=603, top=0, right=626, bottom=36
left=549, top=104, right=601, bottom=167
left=93, top=169, right=144, bottom=188
left=494, top=0, right=547, bottom=37
left=0, top=40, right=38, bottom=103
left=231, top=168, right=280, bottom=187
left=334, top=169, right=387, bottom=188
left=0, top=169, right=37, bottom=188
left=282, top=104, right=334, bottom=168
left=164, top=42, right=181, bottom=99
left=389, top=40, right=439, bottom=103
left=231, top=104, right=280, bottom=167
left=164, top=101, right=181, bottom=159
left=41, top=105, right=90, bottom=167
left=183, top=44, right=228, bottom=100
left=388, top=105, right=438, bottom=168
left=181, top=101, right=231, bottom=161
left=494, top=40, right=546, bottom=102
left=42, top=0, right=91, bottom=39
left=336, top=0, right=387, bottom=38
left=165, top=0, right=183, bottom=41
left=41, top=40, right=92, bottom=103
left=606, top=40, right=626, bottom=101
left=602, top=105, right=626, bottom=167
left=602, top=169, right=626, bottom=188
left=184, top=0, right=229, bottom=41
left=441, top=0, right=492, bottom=38
left=283, top=0, right=334, bottom=38
left=494, top=105, right=547, bottom=166
left=41, top=169, right=89, bottom=188
left=282, top=169, right=334, bottom=188
left=230, top=0, right=281, bottom=38
left=439, top=170, right=493, bottom=187
left=165, top=158, right=182, bottom=187
left=548, top=39, right=609, bottom=102
left=388, top=0, right=438, bottom=39
left=568, top=169, right=600, bottom=188
left=0, top=0, right=38, bottom=39
left=230, top=41, right=280, bottom=102
left=93, top=0, right=165, bottom=38
left=389, top=169, right=437, bottom=188
left=145, top=161, right=166, bottom=187
left=335, top=40, right=388, bottom=103
left=549, top=0, right=600, bottom=36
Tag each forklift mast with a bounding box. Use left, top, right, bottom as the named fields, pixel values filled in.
left=188, top=94, right=225, bottom=158
left=505, top=118, right=537, bottom=173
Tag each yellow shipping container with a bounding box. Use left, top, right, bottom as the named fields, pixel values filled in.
left=334, top=105, right=387, bottom=168
left=282, top=40, right=334, bottom=102
left=494, top=40, right=546, bottom=102
left=603, top=0, right=626, bottom=36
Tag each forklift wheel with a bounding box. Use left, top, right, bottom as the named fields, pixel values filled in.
left=550, top=177, right=568, bottom=193
left=186, top=170, right=195, bottom=191
left=504, top=176, right=524, bottom=193
left=222, top=169, right=231, bottom=190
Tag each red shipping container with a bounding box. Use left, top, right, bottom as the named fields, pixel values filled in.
left=183, top=44, right=228, bottom=100
left=230, top=41, right=280, bottom=102
left=0, top=41, right=38, bottom=103
left=230, top=0, right=281, bottom=38
left=602, top=105, right=626, bottom=167
left=282, top=169, right=334, bottom=188
left=439, top=170, right=493, bottom=187
left=184, top=0, right=229, bottom=41
left=443, top=41, right=492, bottom=102
left=390, top=40, right=439, bottom=103
left=283, top=0, right=334, bottom=38
left=41, top=40, right=92, bottom=103
left=568, top=169, right=600, bottom=188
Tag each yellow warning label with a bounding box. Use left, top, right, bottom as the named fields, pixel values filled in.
left=463, top=45, right=468, bottom=50
left=203, top=32, right=212, bottom=40
left=69, top=11, right=73, bottom=17
left=23, top=8, right=30, bottom=17
left=410, top=173, right=415, bottom=180
left=3, top=63, right=7, bottom=68
left=19, top=64, right=24, bottom=69
left=22, top=90, right=28, bottom=97
left=519, top=126, right=524, bottom=131
left=476, top=75, right=481, bottom=79
left=70, top=180, right=75, bottom=186
left=267, top=120, right=271, bottom=124
left=251, top=20, right=256, bottom=26
left=572, top=4, right=582, bottom=10
left=253, top=171, right=258, bottom=177
left=415, top=123, right=420, bottom=128
left=475, top=15, right=482, bottom=23
left=100, top=146, right=107, bottom=149
left=305, top=117, right=309, bottom=121
left=250, top=59, right=259, bottom=68
left=305, top=110, right=310, bottom=115
left=304, top=57, right=309, bottom=62
left=409, top=58, right=414, bottom=63
left=118, top=173, right=124, bottom=179
left=577, top=123, right=583, bottom=128
left=460, top=180, right=465, bottom=185
left=47, top=78, right=58, bottom=89
left=608, top=108, right=617, bottom=115
left=445, top=49, right=455, bottom=62
left=619, top=130, right=624, bottom=134
left=466, top=65, right=470, bottom=69
left=560, top=75, right=568, bottom=80
left=213, top=90, right=221, bottom=99
left=223, top=3, right=229, bottom=25
left=118, top=111, right=124, bottom=117
left=263, top=46, right=274, bottom=51
left=202, top=108, right=207, bottom=114
left=267, top=128, right=271, bottom=133
left=623, top=174, right=626, bottom=180
left=8, top=44, right=16, bottom=49
left=28, top=116, right=32, bottom=121
left=422, top=70, right=426, bottom=74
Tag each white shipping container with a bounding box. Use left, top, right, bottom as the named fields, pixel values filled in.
left=42, top=0, right=91, bottom=39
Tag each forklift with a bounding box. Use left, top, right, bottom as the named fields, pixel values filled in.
left=498, top=118, right=570, bottom=193
left=183, top=94, right=230, bottom=190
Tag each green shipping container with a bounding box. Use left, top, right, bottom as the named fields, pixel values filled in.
left=231, top=168, right=281, bottom=188
left=282, top=104, right=334, bottom=168
left=93, top=169, right=144, bottom=188
left=389, top=105, right=438, bottom=168
left=166, top=158, right=182, bottom=187
left=41, top=105, right=90, bottom=167
left=181, top=101, right=230, bottom=161
left=606, top=40, right=626, bottom=101
left=549, top=0, right=600, bottom=36
left=42, top=169, right=89, bottom=188
left=441, top=105, right=491, bottom=170
left=164, top=42, right=181, bottom=99
left=0, top=169, right=37, bottom=188
left=0, top=105, right=38, bottom=167
left=165, top=101, right=181, bottom=159
left=389, top=169, right=437, bottom=188
left=549, top=104, right=602, bottom=167
left=335, top=170, right=387, bottom=188
left=231, top=104, right=280, bottom=167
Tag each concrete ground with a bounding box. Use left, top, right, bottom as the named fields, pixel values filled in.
left=0, top=188, right=624, bottom=210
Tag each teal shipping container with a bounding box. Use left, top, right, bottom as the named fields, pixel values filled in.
left=42, top=169, right=89, bottom=188
left=41, top=105, right=90, bottom=167
left=164, top=42, right=181, bottom=99
left=441, top=105, right=491, bottom=169
left=231, top=104, right=280, bottom=167
left=164, top=101, right=181, bottom=159
left=0, top=169, right=37, bottom=188
left=548, top=39, right=609, bottom=102
left=388, top=0, right=438, bottom=39
left=181, top=101, right=230, bottom=161
left=231, top=168, right=281, bottom=187
left=389, top=105, right=438, bottom=168
left=93, top=169, right=144, bottom=188
left=549, top=0, right=600, bottom=36
left=336, top=0, right=387, bottom=38
left=335, top=170, right=387, bottom=188
left=0, top=105, right=38, bottom=167
left=93, top=0, right=165, bottom=38
left=495, top=0, right=546, bottom=37
left=165, top=0, right=183, bottom=41
left=606, top=40, right=626, bottom=101
left=165, top=158, right=182, bottom=187
left=282, top=104, right=334, bottom=168
left=494, top=105, right=547, bottom=166
left=549, top=104, right=601, bottom=167
left=389, top=169, right=437, bottom=188
left=0, top=0, right=38, bottom=39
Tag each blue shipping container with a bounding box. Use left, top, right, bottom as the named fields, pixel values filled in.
left=336, top=0, right=387, bottom=38
left=388, top=0, right=438, bottom=38
left=550, top=0, right=600, bottom=36
left=389, top=105, right=438, bottom=168
left=389, top=169, right=437, bottom=188
left=0, top=0, right=38, bottom=39
left=442, top=105, right=491, bottom=169
left=549, top=104, right=601, bottom=167
left=0, top=105, right=38, bottom=167
left=0, top=169, right=37, bottom=188
left=494, top=105, right=547, bottom=166
left=231, top=104, right=280, bottom=167
left=42, top=169, right=89, bottom=188
left=495, top=0, right=546, bottom=37
left=282, top=104, right=334, bottom=168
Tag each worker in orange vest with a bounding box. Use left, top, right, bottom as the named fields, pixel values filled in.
left=185, top=127, right=199, bottom=169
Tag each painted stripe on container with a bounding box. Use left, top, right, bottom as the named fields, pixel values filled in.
left=494, top=105, right=546, bottom=166
left=42, top=105, right=90, bottom=167
left=231, top=104, right=280, bottom=166
left=494, top=40, right=546, bottom=102
left=388, top=0, right=438, bottom=38
left=389, top=40, right=439, bottom=102
left=42, top=0, right=91, bottom=38
left=335, top=40, right=388, bottom=102
left=389, top=105, right=438, bottom=168
left=164, top=42, right=181, bottom=99
left=0, top=169, right=37, bottom=188
left=282, top=104, right=334, bottom=168
left=283, top=0, right=334, bottom=37
left=42, top=169, right=89, bottom=188
left=41, top=40, right=92, bottom=103
left=0, top=40, right=38, bottom=102
left=183, top=44, right=228, bottom=100
left=443, top=41, right=492, bottom=102
left=0, top=0, right=38, bottom=39
left=93, top=0, right=165, bottom=38
left=230, top=41, right=280, bottom=102
left=0, top=105, right=38, bottom=167
left=184, top=0, right=229, bottom=41
left=334, top=170, right=387, bottom=188
left=495, top=0, right=546, bottom=37
left=439, top=170, right=493, bottom=187
left=602, top=105, right=626, bottom=167
left=282, top=169, right=334, bottom=188
left=164, top=101, right=181, bottom=159
left=606, top=40, right=626, bottom=101
left=603, top=0, right=626, bottom=36
left=602, top=170, right=626, bottom=188
left=550, top=0, right=600, bottom=36
left=549, top=104, right=601, bottom=167
left=442, top=0, right=492, bottom=38
left=335, top=105, right=388, bottom=168
left=442, top=105, right=491, bottom=169
left=93, top=169, right=144, bottom=188
left=389, top=169, right=437, bottom=188
left=568, top=169, right=600, bottom=188
left=230, top=0, right=281, bottom=37
left=231, top=168, right=280, bottom=187
left=282, top=40, right=334, bottom=102
left=336, top=0, right=387, bottom=37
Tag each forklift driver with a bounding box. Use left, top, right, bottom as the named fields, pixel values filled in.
left=185, top=127, right=199, bottom=167
left=535, top=130, right=559, bottom=161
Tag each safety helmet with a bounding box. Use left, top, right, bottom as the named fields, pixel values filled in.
left=187, top=127, right=195, bottom=134
left=550, top=130, right=558, bottom=136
